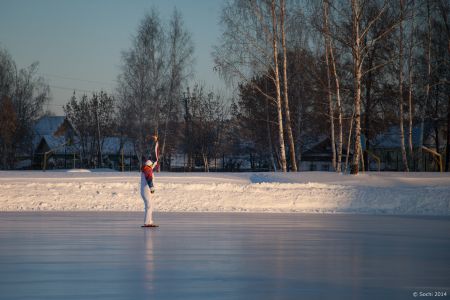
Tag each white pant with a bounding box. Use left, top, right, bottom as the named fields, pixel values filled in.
left=140, top=173, right=153, bottom=225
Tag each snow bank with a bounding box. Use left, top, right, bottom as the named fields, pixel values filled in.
left=66, top=169, right=92, bottom=173
left=0, top=171, right=449, bottom=215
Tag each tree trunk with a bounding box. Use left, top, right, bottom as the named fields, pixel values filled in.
left=360, top=141, right=365, bottom=172
left=445, top=94, right=450, bottom=171
left=345, top=111, right=355, bottom=173
left=364, top=67, right=373, bottom=172
left=437, top=0, right=450, bottom=54
left=280, top=0, right=297, bottom=171
left=323, top=0, right=343, bottom=172
left=96, top=107, right=102, bottom=168
left=351, top=64, right=362, bottom=175
left=296, top=89, right=303, bottom=166
left=335, top=87, right=343, bottom=173
left=407, top=0, right=415, bottom=165
left=271, top=0, right=287, bottom=172
left=434, top=85, right=440, bottom=156
left=161, top=92, right=175, bottom=171
left=202, top=152, right=209, bottom=172
left=419, top=1, right=432, bottom=171
left=266, top=97, right=277, bottom=171
left=323, top=0, right=336, bottom=171
left=437, top=0, right=450, bottom=171
left=183, top=91, right=193, bottom=171
left=398, top=0, right=409, bottom=172
left=350, top=0, right=362, bottom=175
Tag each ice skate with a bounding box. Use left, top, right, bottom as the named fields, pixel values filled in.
left=141, top=224, right=159, bottom=228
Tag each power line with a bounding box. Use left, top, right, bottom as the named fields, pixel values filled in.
left=39, top=72, right=118, bottom=86
left=45, top=102, right=121, bottom=109
left=45, top=103, right=65, bottom=107
left=49, top=84, right=113, bottom=94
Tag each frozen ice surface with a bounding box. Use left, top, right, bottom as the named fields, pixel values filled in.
left=0, top=212, right=449, bottom=300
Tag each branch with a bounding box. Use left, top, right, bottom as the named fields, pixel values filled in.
left=359, top=0, right=388, bottom=41
left=216, top=58, right=276, bottom=104
left=361, top=56, right=397, bottom=77
left=360, top=18, right=401, bottom=57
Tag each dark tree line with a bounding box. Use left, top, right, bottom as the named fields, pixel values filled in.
left=63, top=91, right=115, bottom=168
left=115, top=8, right=228, bottom=172
left=182, top=85, right=228, bottom=171
left=0, top=8, right=229, bottom=172
left=0, top=48, right=50, bottom=169
left=214, top=0, right=450, bottom=173
left=116, top=8, right=194, bottom=168
left=1, top=2, right=449, bottom=173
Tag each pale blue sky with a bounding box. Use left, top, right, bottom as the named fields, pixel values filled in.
left=0, top=0, right=225, bottom=114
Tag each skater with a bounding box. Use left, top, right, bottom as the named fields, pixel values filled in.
left=142, top=159, right=156, bottom=193
left=141, top=159, right=158, bottom=228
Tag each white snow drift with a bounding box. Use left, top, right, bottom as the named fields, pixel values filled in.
left=0, top=171, right=449, bottom=215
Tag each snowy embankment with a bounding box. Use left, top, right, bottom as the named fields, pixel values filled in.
left=0, top=171, right=449, bottom=215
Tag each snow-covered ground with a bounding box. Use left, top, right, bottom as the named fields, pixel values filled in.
left=0, top=170, right=449, bottom=215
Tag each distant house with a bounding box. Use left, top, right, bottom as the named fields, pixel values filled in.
left=32, top=116, right=78, bottom=169
left=368, top=124, right=444, bottom=171
left=299, top=124, right=445, bottom=172
left=300, top=137, right=351, bottom=171
left=100, top=137, right=135, bottom=170
left=32, top=116, right=140, bottom=170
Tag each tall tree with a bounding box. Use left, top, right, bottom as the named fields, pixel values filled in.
left=323, top=0, right=336, bottom=171
left=0, top=96, right=17, bottom=169
left=92, top=91, right=115, bottom=167
left=418, top=1, right=432, bottom=171
left=346, top=0, right=399, bottom=174
left=160, top=8, right=194, bottom=169
left=214, top=0, right=289, bottom=172
left=407, top=0, right=416, bottom=163
left=0, top=48, right=49, bottom=168
left=436, top=0, right=450, bottom=171
left=350, top=0, right=363, bottom=174
left=64, top=93, right=91, bottom=165
left=327, top=17, right=344, bottom=172
left=183, top=85, right=228, bottom=171
left=117, top=9, right=167, bottom=164
left=398, top=0, right=409, bottom=171
left=280, top=0, right=297, bottom=171
left=64, top=92, right=114, bottom=168
left=270, top=0, right=288, bottom=172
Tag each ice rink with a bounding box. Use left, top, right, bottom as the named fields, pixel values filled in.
left=0, top=212, right=449, bottom=299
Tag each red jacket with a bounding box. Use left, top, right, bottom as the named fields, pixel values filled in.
left=141, top=165, right=153, bottom=180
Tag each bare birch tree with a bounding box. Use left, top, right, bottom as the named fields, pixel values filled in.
left=0, top=48, right=50, bottom=168
left=0, top=96, right=17, bottom=169
left=350, top=0, right=363, bottom=174
left=328, top=30, right=344, bottom=172
left=407, top=0, right=415, bottom=164
left=418, top=1, right=432, bottom=171
left=117, top=10, right=167, bottom=164
left=436, top=0, right=450, bottom=171
left=214, top=0, right=288, bottom=171
left=184, top=85, right=228, bottom=172
left=323, top=4, right=336, bottom=171
left=346, top=0, right=399, bottom=174
left=398, top=0, right=409, bottom=171
left=280, top=0, right=297, bottom=171
left=160, top=8, right=194, bottom=169
left=270, top=0, right=288, bottom=172
left=345, top=110, right=355, bottom=173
